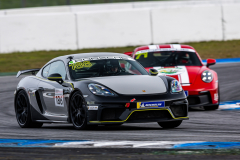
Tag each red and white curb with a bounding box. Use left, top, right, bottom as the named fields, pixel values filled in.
left=54, top=141, right=203, bottom=148
left=218, top=101, right=240, bottom=111
left=54, top=141, right=240, bottom=149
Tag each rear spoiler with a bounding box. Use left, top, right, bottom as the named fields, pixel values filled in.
left=16, top=68, right=41, bottom=78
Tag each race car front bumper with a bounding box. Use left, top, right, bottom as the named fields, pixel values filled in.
left=87, top=99, right=189, bottom=125
left=187, top=91, right=218, bottom=107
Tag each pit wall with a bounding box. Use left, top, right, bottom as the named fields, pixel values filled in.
left=0, top=1, right=239, bottom=53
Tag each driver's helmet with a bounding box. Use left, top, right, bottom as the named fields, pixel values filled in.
left=109, top=60, right=120, bottom=73
left=177, top=53, right=190, bottom=64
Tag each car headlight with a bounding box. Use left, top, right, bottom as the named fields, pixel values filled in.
left=171, top=80, right=183, bottom=93
left=201, top=70, right=213, bottom=83
left=88, top=83, right=115, bottom=96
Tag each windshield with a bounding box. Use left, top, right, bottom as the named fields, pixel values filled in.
left=134, top=50, right=202, bottom=67
left=68, top=56, right=148, bottom=80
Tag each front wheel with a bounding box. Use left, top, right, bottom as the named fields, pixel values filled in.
left=158, top=120, right=182, bottom=129
left=70, top=92, right=87, bottom=130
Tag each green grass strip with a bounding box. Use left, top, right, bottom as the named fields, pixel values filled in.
left=1, top=40, right=240, bottom=73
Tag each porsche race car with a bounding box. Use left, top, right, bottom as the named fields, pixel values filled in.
left=125, top=44, right=219, bottom=110
left=14, top=52, right=188, bottom=130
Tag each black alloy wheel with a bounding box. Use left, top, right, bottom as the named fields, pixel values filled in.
left=157, top=120, right=182, bottom=129
left=70, top=92, right=87, bottom=130
left=15, top=90, right=43, bottom=128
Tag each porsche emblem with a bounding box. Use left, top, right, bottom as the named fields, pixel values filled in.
left=142, top=90, right=146, bottom=92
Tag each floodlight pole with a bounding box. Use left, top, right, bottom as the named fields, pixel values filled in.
left=66, top=0, right=71, bottom=5
left=21, top=0, right=26, bottom=8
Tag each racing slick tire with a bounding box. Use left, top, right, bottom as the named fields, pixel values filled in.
left=15, top=90, right=43, bottom=128
left=157, top=120, right=182, bottom=129
left=70, top=91, right=88, bottom=130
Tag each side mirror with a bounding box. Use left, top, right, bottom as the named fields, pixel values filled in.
left=124, top=52, right=133, bottom=56
left=206, top=59, right=216, bottom=67
left=149, top=68, right=158, bottom=76
left=48, top=73, right=63, bottom=84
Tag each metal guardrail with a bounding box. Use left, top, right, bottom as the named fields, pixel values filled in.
left=0, top=0, right=159, bottom=10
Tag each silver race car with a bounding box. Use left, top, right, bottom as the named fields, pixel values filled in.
left=14, top=52, right=188, bottom=130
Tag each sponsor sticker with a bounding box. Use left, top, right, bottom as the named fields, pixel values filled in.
left=55, top=89, right=64, bottom=107
left=69, top=61, right=92, bottom=70
left=88, top=106, right=98, bottom=110
left=137, top=101, right=165, bottom=109
left=158, top=67, right=185, bottom=75
left=154, top=66, right=190, bottom=85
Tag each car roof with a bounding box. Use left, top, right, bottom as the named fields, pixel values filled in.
left=134, top=44, right=196, bottom=53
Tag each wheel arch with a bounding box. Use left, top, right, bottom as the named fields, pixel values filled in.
left=14, top=88, right=28, bottom=110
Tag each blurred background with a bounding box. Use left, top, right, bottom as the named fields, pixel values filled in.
left=0, top=0, right=240, bottom=73
left=0, top=0, right=172, bottom=9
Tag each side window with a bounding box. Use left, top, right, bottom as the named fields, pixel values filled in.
left=42, top=64, right=51, bottom=78
left=48, top=61, right=67, bottom=80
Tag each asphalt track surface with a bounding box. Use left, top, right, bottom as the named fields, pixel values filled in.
left=0, top=62, right=240, bottom=143
left=2, top=148, right=240, bottom=160
left=1, top=63, right=240, bottom=159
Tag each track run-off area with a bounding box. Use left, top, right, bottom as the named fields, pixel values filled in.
left=0, top=61, right=240, bottom=151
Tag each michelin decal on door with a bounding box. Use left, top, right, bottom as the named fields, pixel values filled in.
left=55, top=89, right=64, bottom=107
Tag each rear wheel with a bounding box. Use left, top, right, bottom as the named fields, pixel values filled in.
left=70, top=92, right=87, bottom=130
left=15, top=90, right=43, bottom=128
left=158, top=120, right=182, bottom=129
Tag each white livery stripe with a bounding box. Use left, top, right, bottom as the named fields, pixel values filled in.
left=148, top=45, right=158, bottom=49
left=136, top=48, right=195, bottom=54
left=178, top=66, right=190, bottom=84
left=178, top=74, right=181, bottom=84
left=171, top=44, right=181, bottom=49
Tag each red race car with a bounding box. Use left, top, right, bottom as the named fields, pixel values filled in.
left=125, top=44, right=219, bottom=110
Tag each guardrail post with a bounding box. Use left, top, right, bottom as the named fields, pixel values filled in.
left=66, top=0, right=70, bottom=5
left=21, top=0, right=26, bottom=8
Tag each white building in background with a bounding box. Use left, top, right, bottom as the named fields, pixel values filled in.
left=0, top=0, right=239, bottom=53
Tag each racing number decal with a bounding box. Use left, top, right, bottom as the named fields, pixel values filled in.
left=55, top=89, right=64, bottom=107
left=135, top=52, right=148, bottom=59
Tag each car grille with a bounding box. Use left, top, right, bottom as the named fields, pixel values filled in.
left=127, top=110, right=172, bottom=121
left=101, top=108, right=125, bottom=121
left=187, top=94, right=211, bottom=105
left=170, top=105, right=187, bottom=117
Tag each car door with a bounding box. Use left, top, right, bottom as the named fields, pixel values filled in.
left=38, top=61, right=70, bottom=119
